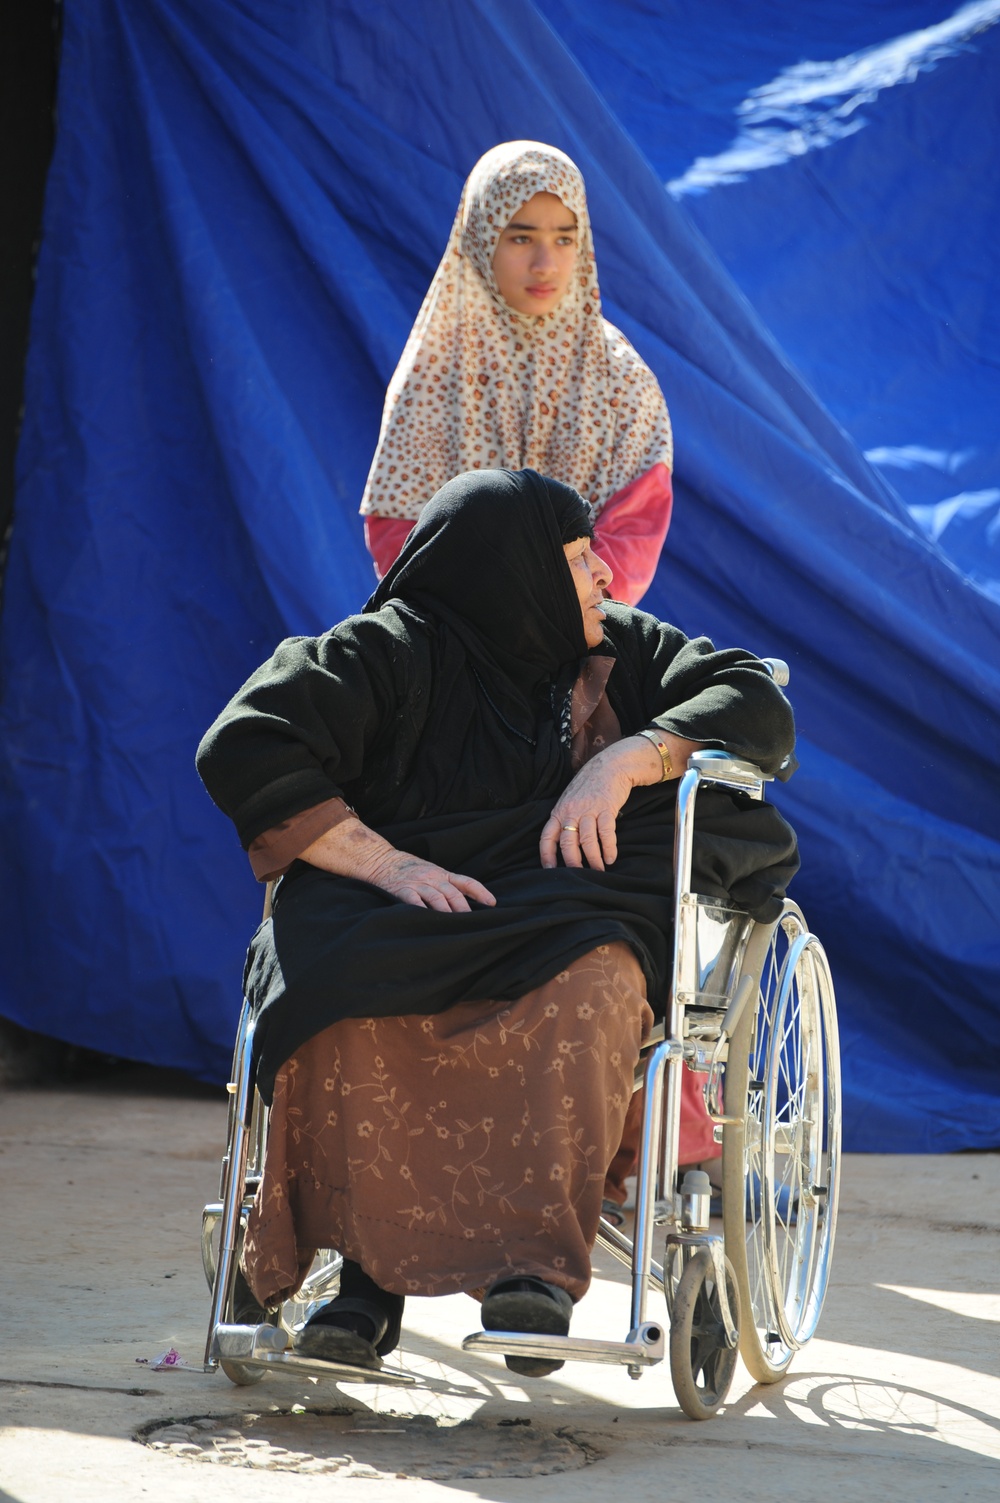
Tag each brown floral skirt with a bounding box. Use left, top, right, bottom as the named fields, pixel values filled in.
left=243, top=941, right=653, bottom=1304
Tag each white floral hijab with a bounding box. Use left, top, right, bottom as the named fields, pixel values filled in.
left=359, top=141, right=672, bottom=520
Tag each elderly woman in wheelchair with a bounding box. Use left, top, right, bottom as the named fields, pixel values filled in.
left=197, top=467, right=837, bottom=1418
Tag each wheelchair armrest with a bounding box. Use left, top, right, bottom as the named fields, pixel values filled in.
left=685, top=657, right=789, bottom=793
left=687, top=748, right=769, bottom=795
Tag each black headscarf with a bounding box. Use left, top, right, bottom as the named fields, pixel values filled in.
left=367, top=468, right=593, bottom=691
left=364, top=469, right=597, bottom=813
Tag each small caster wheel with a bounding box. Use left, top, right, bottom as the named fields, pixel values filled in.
left=669, top=1247, right=740, bottom=1420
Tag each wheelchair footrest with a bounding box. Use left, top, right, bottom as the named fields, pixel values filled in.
left=215, top=1321, right=289, bottom=1360
left=462, top=1324, right=664, bottom=1368
left=211, top=1324, right=416, bottom=1385
left=221, top=1350, right=416, bottom=1385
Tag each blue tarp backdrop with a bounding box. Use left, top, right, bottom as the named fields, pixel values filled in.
left=2, top=0, right=998, bottom=1149
left=541, top=0, right=1000, bottom=598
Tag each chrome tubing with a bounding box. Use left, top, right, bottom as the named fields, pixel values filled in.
left=662, top=766, right=703, bottom=1196
left=463, top=1325, right=665, bottom=1369
left=203, top=1003, right=256, bottom=1370
left=630, top=1038, right=670, bottom=1334
left=688, top=748, right=766, bottom=801
left=761, top=657, right=790, bottom=686
left=297, top=1251, right=344, bottom=1306
left=596, top=1217, right=665, bottom=1294
left=201, top=1204, right=221, bottom=1287
left=630, top=765, right=701, bottom=1336
left=672, top=767, right=701, bottom=906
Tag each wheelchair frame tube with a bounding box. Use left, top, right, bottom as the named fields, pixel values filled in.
left=630, top=766, right=700, bottom=1335
left=630, top=1040, right=666, bottom=1333
left=203, top=1002, right=256, bottom=1369
left=665, top=765, right=701, bottom=1202
left=664, top=765, right=701, bottom=1187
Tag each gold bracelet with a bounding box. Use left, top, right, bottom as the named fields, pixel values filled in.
left=637, top=727, right=673, bottom=782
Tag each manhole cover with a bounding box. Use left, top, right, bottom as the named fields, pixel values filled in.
left=137, top=1409, right=603, bottom=1479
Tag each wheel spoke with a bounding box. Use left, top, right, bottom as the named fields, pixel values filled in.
left=690, top=1313, right=725, bottom=1381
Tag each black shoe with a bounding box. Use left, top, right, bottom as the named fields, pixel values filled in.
left=296, top=1296, right=388, bottom=1370
left=481, top=1276, right=573, bottom=1378
left=295, top=1260, right=404, bottom=1370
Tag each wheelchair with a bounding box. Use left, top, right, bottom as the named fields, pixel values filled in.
left=201, top=659, right=841, bottom=1420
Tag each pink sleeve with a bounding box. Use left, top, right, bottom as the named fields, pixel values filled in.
left=592, top=463, right=673, bottom=606
left=364, top=515, right=416, bottom=580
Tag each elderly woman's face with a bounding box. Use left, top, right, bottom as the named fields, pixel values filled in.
left=492, top=192, right=578, bottom=316
left=564, top=537, right=612, bottom=648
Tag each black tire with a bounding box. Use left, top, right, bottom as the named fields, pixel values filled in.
left=668, top=1247, right=740, bottom=1420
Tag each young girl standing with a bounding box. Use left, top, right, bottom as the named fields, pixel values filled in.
left=360, top=140, right=674, bottom=607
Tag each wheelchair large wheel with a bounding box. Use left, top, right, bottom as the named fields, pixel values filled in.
left=721, top=901, right=841, bottom=1382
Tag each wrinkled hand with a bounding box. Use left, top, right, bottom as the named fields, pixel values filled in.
left=364, top=848, right=496, bottom=913
left=540, top=731, right=706, bottom=870
left=299, top=817, right=495, bottom=912
left=540, top=737, right=662, bottom=871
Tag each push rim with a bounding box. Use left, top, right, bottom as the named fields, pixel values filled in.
left=762, top=928, right=840, bottom=1351
left=722, top=901, right=841, bottom=1381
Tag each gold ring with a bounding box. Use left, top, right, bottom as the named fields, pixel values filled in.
left=561, top=823, right=579, bottom=833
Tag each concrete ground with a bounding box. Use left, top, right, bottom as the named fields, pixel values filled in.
left=1, top=1069, right=999, bottom=1502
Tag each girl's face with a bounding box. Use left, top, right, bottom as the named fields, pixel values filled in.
left=492, top=192, right=578, bottom=316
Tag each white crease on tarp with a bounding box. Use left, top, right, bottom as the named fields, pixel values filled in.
left=668, top=0, right=1000, bottom=196
left=908, top=488, right=1000, bottom=543
left=865, top=444, right=977, bottom=475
